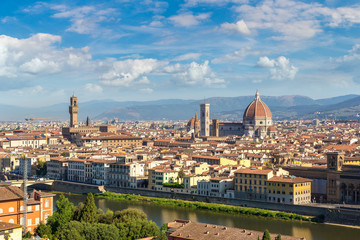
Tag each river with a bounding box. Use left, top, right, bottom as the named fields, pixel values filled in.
left=54, top=193, right=360, bottom=240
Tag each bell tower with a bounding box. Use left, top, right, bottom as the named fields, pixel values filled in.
left=327, top=152, right=344, bottom=171
left=69, top=93, right=78, bottom=127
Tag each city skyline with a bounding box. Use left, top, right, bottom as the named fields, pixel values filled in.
left=1, top=0, right=360, bottom=107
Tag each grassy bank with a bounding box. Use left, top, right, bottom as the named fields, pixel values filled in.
left=94, top=192, right=324, bottom=223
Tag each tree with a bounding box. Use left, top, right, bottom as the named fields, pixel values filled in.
left=262, top=229, right=271, bottom=240
left=116, top=219, right=160, bottom=240
left=98, top=209, right=114, bottom=224
left=80, top=193, right=98, bottom=223
left=35, top=221, right=52, bottom=239
left=113, top=208, right=147, bottom=224
left=177, top=168, right=185, bottom=183
left=36, top=160, right=47, bottom=176
left=47, top=194, right=75, bottom=234
left=276, top=233, right=282, bottom=240
left=73, top=202, right=84, bottom=221
left=58, top=221, right=84, bottom=240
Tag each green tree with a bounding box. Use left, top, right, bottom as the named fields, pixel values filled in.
left=276, top=233, right=282, bottom=240
left=116, top=219, right=160, bottom=240
left=73, top=202, right=84, bottom=221
left=80, top=193, right=98, bottom=223
left=262, top=229, right=271, bottom=240
left=35, top=160, right=47, bottom=176
left=96, top=222, right=120, bottom=240
left=47, top=194, right=75, bottom=234
left=98, top=209, right=114, bottom=224
left=58, top=221, right=84, bottom=240
left=177, top=168, right=185, bottom=183
left=113, top=208, right=147, bottom=223
left=35, top=221, right=52, bottom=239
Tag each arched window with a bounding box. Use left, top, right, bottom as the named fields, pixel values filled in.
left=9, top=219, right=14, bottom=223
left=0, top=208, right=3, bottom=213
left=9, top=207, right=14, bottom=213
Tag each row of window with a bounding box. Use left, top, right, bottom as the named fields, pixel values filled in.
left=236, top=179, right=267, bottom=185
left=236, top=174, right=267, bottom=178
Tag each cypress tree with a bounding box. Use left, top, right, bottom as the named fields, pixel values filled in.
left=262, top=229, right=271, bottom=240
left=80, top=193, right=98, bottom=223
left=276, top=233, right=282, bottom=240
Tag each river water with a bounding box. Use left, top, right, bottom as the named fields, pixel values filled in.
left=54, top=193, right=360, bottom=240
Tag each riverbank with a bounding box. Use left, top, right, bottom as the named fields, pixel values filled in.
left=94, top=192, right=323, bottom=223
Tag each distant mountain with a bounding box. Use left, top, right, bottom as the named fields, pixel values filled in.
left=95, top=94, right=360, bottom=121
left=1, top=94, right=359, bottom=122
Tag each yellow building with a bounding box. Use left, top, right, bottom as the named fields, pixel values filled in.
left=234, top=168, right=274, bottom=201
left=0, top=222, right=22, bottom=240
left=267, top=176, right=311, bottom=204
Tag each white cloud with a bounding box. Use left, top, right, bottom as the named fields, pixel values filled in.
left=257, top=56, right=298, bottom=81
left=169, top=12, right=210, bottom=27
left=175, top=61, right=226, bottom=87
left=0, top=33, right=91, bottom=78
left=257, top=56, right=275, bottom=68
left=99, top=59, right=166, bottom=87
left=1, top=16, right=16, bottom=23
left=172, top=53, right=201, bottom=61
left=14, top=85, right=44, bottom=96
left=139, top=88, right=153, bottom=93
left=184, top=0, right=248, bottom=6
left=32, top=4, right=118, bottom=37
left=220, top=20, right=251, bottom=35
left=335, top=44, right=360, bottom=62
left=84, top=83, right=103, bottom=93
left=234, top=0, right=360, bottom=41
left=212, top=46, right=256, bottom=64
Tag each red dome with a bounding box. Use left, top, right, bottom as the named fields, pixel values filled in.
left=243, top=91, right=272, bottom=119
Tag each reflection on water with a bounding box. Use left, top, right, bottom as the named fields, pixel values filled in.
left=54, top=193, right=360, bottom=240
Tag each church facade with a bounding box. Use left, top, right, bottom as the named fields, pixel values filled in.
left=197, top=90, right=276, bottom=138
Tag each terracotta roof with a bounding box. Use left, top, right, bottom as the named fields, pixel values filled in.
left=0, top=186, right=23, bottom=201
left=268, top=176, right=312, bottom=183
left=243, top=92, right=272, bottom=119
left=234, top=168, right=272, bottom=175
left=0, top=222, right=22, bottom=231
left=168, top=220, right=300, bottom=240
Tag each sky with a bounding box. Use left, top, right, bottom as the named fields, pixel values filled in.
left=1, top=0, right=360, bottom=107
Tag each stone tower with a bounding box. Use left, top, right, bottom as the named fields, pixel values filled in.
left=69, top=93, right=78, bottom=127
left=327, top=152, right=344, bottom=171
left=200, top=102, right=210, bottom=136
left=194, top=112, right=200, bottom=138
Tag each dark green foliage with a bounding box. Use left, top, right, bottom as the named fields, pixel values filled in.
left=72, top=202, right=84, bottom=221
left=98, top=209, right=114, bottom=224
left=113, top=208, right=147, bottom=223
left=35, top=160, right=47, bottom=176
left=116, top=219, right=160, bottom=240
left=177, top=168, right=185, bottom=181
left=162, top=182, right=184, bottom=188
left=47, top=194, right=75, bottom=234
left=262, top=229, right=271, bottom=240
left=80, top=193, right=98, bottom=223
left=22, top=232, right=32, bottom=239
left=59, top=221, right=120, bottom=240
left=35, top=221, right=52, bottom=239
left=276, top=233, right=282, bottom=240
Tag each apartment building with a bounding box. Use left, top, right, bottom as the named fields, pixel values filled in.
left=148, top=168, right=178, bottom=191
left=67, top=159, right=86, bottom=183
left=267, top=176, right=312, bottom=204
left=92, top=159, right=115, bottom=185
left=108, top=161, right=146, bottom=188
left=47, top=157, right=68, bottom=180
left=0, top=187, right=54, bottom=233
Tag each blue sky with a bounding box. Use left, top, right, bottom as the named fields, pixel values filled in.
left=1, top=0, right=360, bottom=107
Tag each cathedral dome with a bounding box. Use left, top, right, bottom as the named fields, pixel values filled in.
left=243, top=90, right=272, bottom=120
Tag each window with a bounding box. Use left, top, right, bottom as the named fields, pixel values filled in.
left=28, top=219, right=32, bottom=226
left=20, top=206, right=24, bottom=211
left=36, top=218, right=40, bottom=225
left=9, top=219, right=14, bottom=223
left=20, top=217, right=24, bottom=225
left=9, top=207, right=14, bottom=213
left=0, top=208, right=3, bottom=213
left=28, top=206, right=32, bottom=211
left=45, top=199, right=49, bottom=208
